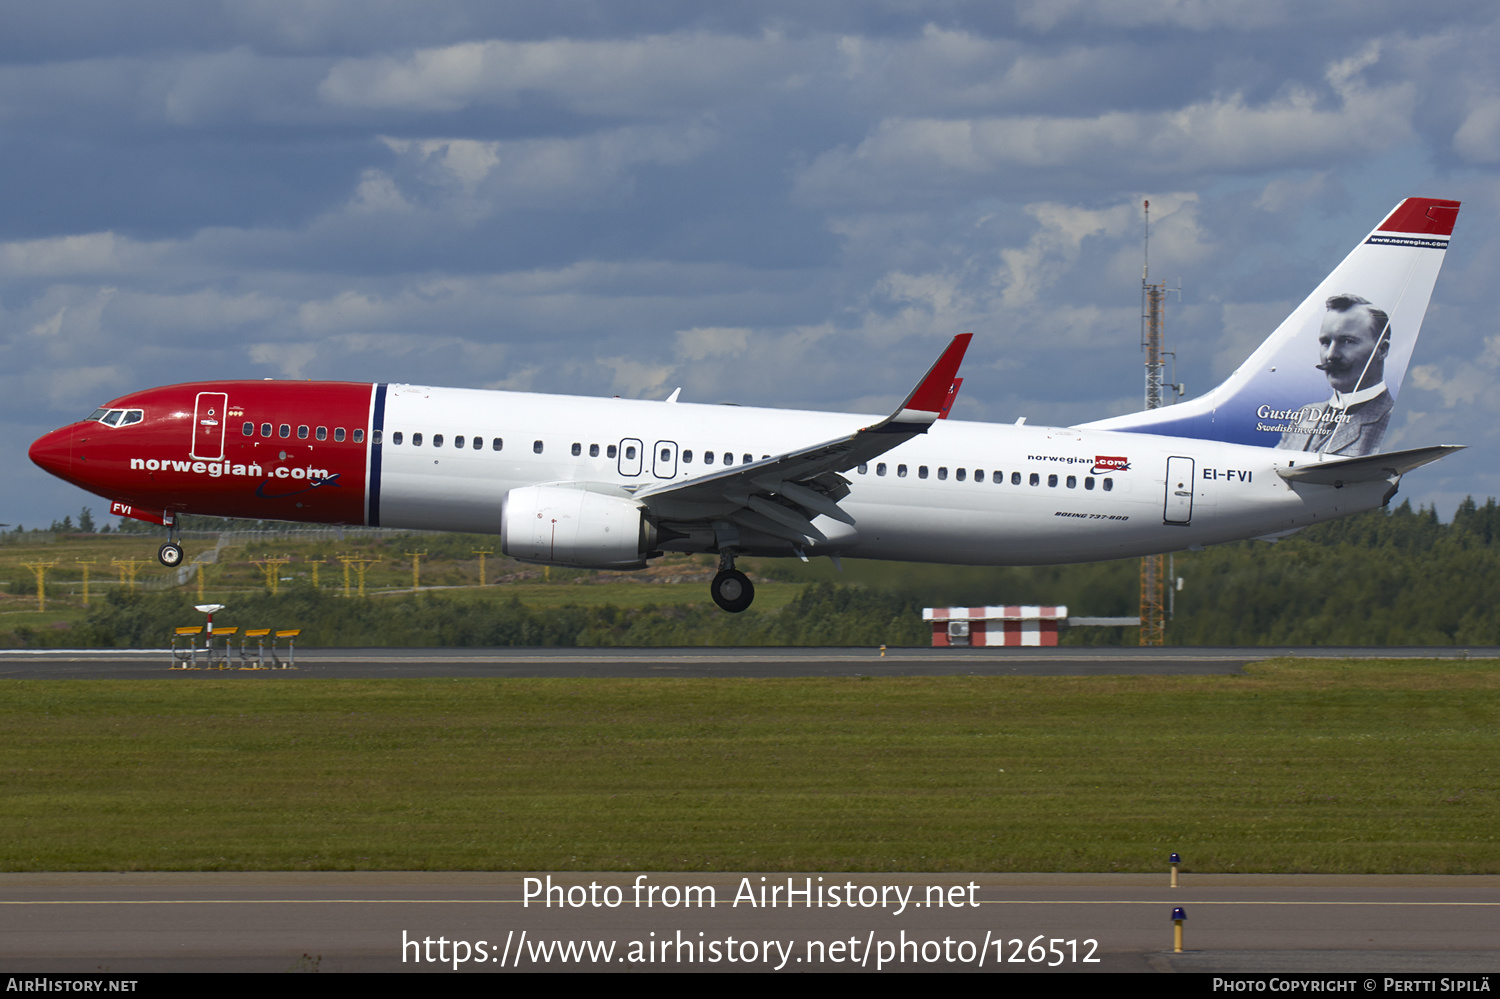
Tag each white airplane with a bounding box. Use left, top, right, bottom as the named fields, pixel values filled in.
left=29, top=197, right=1462, bottom=611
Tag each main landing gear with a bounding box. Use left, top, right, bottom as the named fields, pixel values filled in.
left=710, top=552, right=755, bottom=613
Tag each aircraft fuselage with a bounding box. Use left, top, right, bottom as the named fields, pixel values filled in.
left=28, top=379, right=1386, bottom=566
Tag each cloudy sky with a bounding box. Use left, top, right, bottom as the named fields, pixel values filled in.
left=5, top=1, right=1500, bottom=528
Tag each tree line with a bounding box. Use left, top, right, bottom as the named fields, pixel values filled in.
left=8, top=498, right=1500, bottom=648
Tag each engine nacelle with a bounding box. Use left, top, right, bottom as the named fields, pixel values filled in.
left=500, top=484, right=657, bottom=569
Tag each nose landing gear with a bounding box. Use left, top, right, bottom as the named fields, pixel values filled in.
left=157, top=517, right=185, bottom=567
left=710, top=551, right=754, bottom=613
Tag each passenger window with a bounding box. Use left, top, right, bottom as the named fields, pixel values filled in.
left=1103, top=478, right=1114, bottom=491
left=533, top=440, right=543, bottom=454
left=279, top=424, right=290, bottom=438
left=625, top=445, right=636, bottom=460
left=1066, top=475, right=1076, bottom=488
left=975, top=469, right=984, bottom=482
left=704, top=452, right=715, bottom=465
left=660, top=448, right=671, bottom=462
left=1012, top=472, right=1021, bottom=485
left=572, top=443, right=582, bottom=457
left=956, top=468, right=966, bottom=481
left=492, top=438, right=503, bottom=451
left=590, top=444, right=600, bottom=457
left=938, top=467, right=948, bottom=480
left=334, top=428, right=346, bottom=442
left=298, top=426, right=309, bottom=439
left=1029, top=473, right=1039, bottom=486
left=897, top=464, right=908, bottom=477
left=316, top=427, right=327, bottom=441
left=1048, top=474, right=1058, bottom=487
left=455, top=435, right=465, bottom=449
left=857, top=463, right=867, bottom=474
left=434, top=434, right=443, bottom=447
left=1084, top=477, right=1095, bottom=490
left=392, top=432, right=403, bottom=445
left=242, top=423, right=254, bottom=436
left=876, top=463, right=887, bottom=476
left=473, top=436, right=482, bottom=450
left=742, top=454, right=752, bottom=465
left=683, top=450, right=692, bottom=463
left=413, top=433, right=423, bottom=446
left=918, top=466, right=929, bottom=479
left=607, top=444, right=616, bottom=458
left=261, top=423, right=272, bottom=437
left=356, top=429, right=367, bottom=443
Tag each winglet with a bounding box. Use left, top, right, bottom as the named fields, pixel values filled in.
left=938, top=377, right=963, bottom=419
left=900, top=334, right=972, bottom=414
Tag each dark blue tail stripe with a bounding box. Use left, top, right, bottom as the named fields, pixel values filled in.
left=369, top=383, right=387, bottom=527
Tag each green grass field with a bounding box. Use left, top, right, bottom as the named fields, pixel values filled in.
left=2, top=659, right=1494, bottom=873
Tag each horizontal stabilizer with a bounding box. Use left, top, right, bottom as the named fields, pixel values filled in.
left=1276, top=444, right=1463, bottom=485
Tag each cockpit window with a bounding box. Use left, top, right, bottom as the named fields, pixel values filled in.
left=90, top=408, right=144, bottom=427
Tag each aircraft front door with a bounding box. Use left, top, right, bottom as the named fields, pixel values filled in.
left=653, top=440, right=679, bottom=479
left=617, top=438, right=643, bottom=477
left=192, top=392, right=228, bottom=461
left=1164, top=456, right=1194, bottom=525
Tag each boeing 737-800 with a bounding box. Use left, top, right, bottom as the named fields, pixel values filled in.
left=28, top=198, right=1463, bottom=612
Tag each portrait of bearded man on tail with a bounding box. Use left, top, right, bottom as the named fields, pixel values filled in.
left=1277, top=293, right=1393, bottom=457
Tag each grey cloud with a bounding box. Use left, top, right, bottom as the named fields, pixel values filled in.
left=317, top=34, right=809, bottom=117
left=4, top=5, right=1500, bottom=528
left=796, top=65, right=1415, bottom=205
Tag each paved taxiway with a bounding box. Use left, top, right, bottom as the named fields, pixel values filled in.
left=1, top=645, right=1494, bottom=679
left=1, top=873, right=1496, bottom=974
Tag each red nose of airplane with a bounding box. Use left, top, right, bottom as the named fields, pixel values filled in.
left=28, top=426, right=73, bottom=479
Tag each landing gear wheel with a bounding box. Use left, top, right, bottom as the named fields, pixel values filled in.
left=710, top=569, right=755, bottom=613
left=158, top=542, right=184, bottom=568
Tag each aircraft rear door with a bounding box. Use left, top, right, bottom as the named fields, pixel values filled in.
left=192, top=392, right=228, bottom=461
left=1164, top=456, right=1194, bottom=525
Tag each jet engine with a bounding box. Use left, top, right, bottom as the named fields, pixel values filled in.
left=500, top=483, right=658, bottom=569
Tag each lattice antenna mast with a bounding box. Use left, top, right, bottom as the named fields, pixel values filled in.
left=1139, top=199, right=1168, bottom=647
left=1143, top=200, right=1165, bottom=410
left=1141, top=200, right=1183, bottom=410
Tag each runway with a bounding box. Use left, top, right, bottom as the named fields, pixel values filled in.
left=0, top=646, right=1494, bottom=679
left=0, top=872, right=1495, bottom=974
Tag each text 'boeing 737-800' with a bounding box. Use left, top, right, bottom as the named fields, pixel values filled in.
left=29, top=198, right=1464, bottom=612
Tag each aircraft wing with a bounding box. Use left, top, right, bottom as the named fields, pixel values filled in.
left=632, top=334, right=972, bottom=544
left=1276, top=444, right=1464, bottom=485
